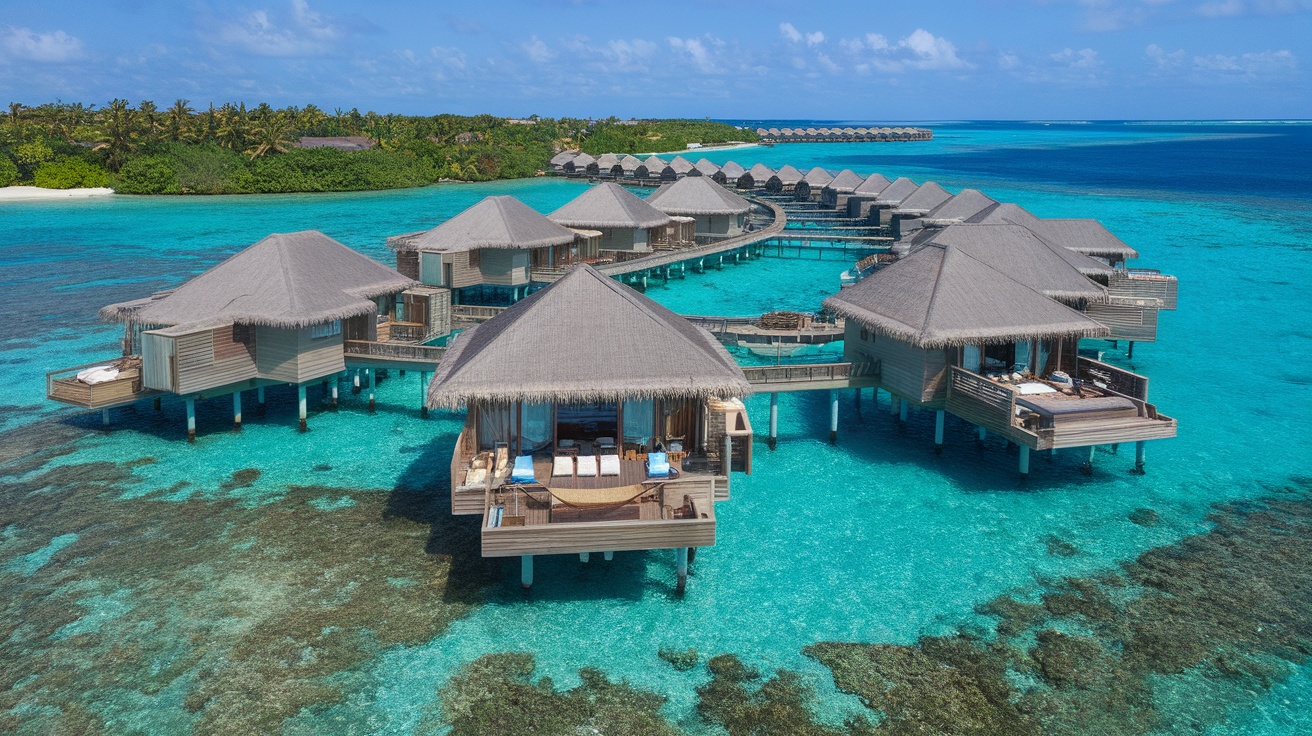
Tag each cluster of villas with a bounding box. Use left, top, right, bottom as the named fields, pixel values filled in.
left=754, top=126, right=933, bottom=143
left=45, top=159, right=1178, bottom=591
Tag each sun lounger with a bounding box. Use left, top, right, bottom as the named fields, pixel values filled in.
left=576, top=455, right=598, bottom=477
left=552, top=455, right=574, bottom=477
left=646, top=451, right=674, bottom=478
left=596, top=436, right=618, bottom=452
left=464, top=467, right=488, bottom=487
left=510, top=455, right=536, bottom=484
left=600, top=454, right=621, bottom=477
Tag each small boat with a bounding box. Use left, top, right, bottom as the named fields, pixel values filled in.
left=746, top=343, right=805, bottom=358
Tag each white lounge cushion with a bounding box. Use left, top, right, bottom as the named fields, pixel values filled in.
left=576, top=455, right=599, bottom=477
left=552, top=455, right=574, bottom=477
left=600, top=454, right=621, bottom=477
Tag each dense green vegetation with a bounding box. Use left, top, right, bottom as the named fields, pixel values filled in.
left=0, top=100, right=754, bottom=195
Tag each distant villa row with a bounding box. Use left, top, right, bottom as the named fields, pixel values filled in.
left=45, top=165, right=1178, bottom=591
left=754, top=126, right=933, bottom=143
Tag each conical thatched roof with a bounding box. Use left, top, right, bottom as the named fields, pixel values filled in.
left=967, top=202, right=1042, bottom=228
left=802, top=167, right=833, bottom=187
left=571, top=152, right=597, bottom=167
left=719, top=161, right=747, bottom=179
left=921, top=189, right=998, bottom=225
left=823, top=241, right=1109, bottom=348
left=669, top=156, right=696, bottom=175
left=772, top=165, right=805, bottom=185
left=643, top=155, right=668, bottom=169
left=427, top=264, right=752, bottom=408
left=646, top=176, right=751, bottom=216
left=548, top=182, right=672, bottom=229
left=596, top=153, right=621, bottom=168
left=392, top=196, right=576, bottom=254
left=694, top=158, right=720, bottom=176
left=550, top=151, right=577, bottom=166
left=1033, top=219, right=1140, bottom=260
left=823, top=169, right=865, bottom=193
left=101, top=231, right=415, bottom=329
left=873, top=177, right=919, bottom=205
left=893, top=182, right=953, bottom=216
left=746, top=163, right=775, bottom=180
left=919, top=225, right=1110, bottom=303
left=619, top=155, right=643, bottom=172
left=854, top=173, right=893, bottom=195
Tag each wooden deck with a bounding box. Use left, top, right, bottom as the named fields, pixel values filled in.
left=46, top=359, right=155, bottom=410
left=342, top=339, right=445, bottom=369
left=742, top=361, right=882, bottom=392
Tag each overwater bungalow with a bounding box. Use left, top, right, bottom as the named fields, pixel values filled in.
left=548, top=182, right=674, bottom=255
left=793, top=167, right=834, bottom=201
left=692, top=158, right=720, bottom=178
left=645, top=176, right=752, bottom=240
left=888, top=182, right=954, bottom=239
left=824, top=228, right=1176, bottom=475
left=431, top=264, right=754, bottom=591
left=896, top=188, right=999, bottom=243
left=565, top=152, right=598, bottom=176
left=845, top=173, right=895, bottom=217
left=669, top=156, right=696, bottom=178
left=595, top=153, right=622, bottom=179
left=738, top=163, right=775, bottom=190
left=818, top=169, right=866, bottom=208
left=638, top=155, right=672, bottom=181
left=714, top=161, right=747, bottom=187
left=765, top=165, right=805, bottom=194
left=549, top=151, right=577, bottom=174
left=48, top=231, right=444, bottom=438
left=618, top=154, right=643, bottom=179
left=387, top=195, right=600, bottom=305
left=863, top=176, right=919, bottom=224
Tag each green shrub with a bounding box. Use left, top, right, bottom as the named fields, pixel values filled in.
left=0, top=156, right=18, bottom=187
left=114, top=156, right=179, bottom=194
left=33, top=158, right=110, bottom=189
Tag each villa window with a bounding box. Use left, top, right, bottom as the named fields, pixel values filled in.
left=310, top=320, right=341, bottom=339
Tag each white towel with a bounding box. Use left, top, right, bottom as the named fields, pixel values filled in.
left=600, top=454, right=621, bottom=477
left=576, top=455, right=598, bottom=477
left=552, top=455, right=574, bottom=477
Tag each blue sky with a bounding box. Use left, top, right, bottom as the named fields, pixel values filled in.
left=0, top=0, right=1307, bottom=119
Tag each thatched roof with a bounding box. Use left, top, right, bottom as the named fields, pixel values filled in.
left=719, top=161, right=747, bottom=179
left=694, top=158, right=720, bottom=176
left=854, top=173, right=893, bottom=195
left=551, top=151, right=578, bottom=166
left=669, top=156, right=696, bottom=174
left=921, top=189, right=998, bottom=225
left=917, top=225, right=1110, bottom=303
left=391, top=196, right=576, bottom=254
left=823, top=169, right=865, bottom=193
left=571, top=152, right=597, bottom=167
left=643, top=155, right=668, bottom=169
left=873, top=177, right=919, bottom=205
left=966, top=202, right=1042, bottom=228
left=646, top=176, right=751, bottom=216
left=101, top=231, right=415, bottom=329
left=427, top=264, right=752, bottom=408
left=747, top=163, right=775, bottom=180
left=596, top=153, right=621, bottom=168
left=823, top=240, right=1109, bottom=348
left=619, top=155, right=643, bottom=172
left=802, top=167, right=833, bottom=187
left=772, top=165, right=805, bottom=185
left=1034, top=219, right=1140, bottom=260
left=548, top=182, right=672, bottom=229
left=893, top=182, right=953, bottom=217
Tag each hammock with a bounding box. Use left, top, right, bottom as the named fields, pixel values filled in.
left=527, top=482, right=658, bottom=509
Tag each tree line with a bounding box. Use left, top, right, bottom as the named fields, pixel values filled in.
left=0, top=100, right=754, bottom=195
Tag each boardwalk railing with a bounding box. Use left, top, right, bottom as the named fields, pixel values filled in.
left=343, top=340, right=445, bottom=363
left=385, top=321, right=430, bottom=342
left=742, top=361, right=879, bottom=385
left=451, top=305, right=506, bottom=323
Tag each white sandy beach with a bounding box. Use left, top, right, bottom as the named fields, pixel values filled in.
left=638, top=142, right=764, bottom=157
left=0, top=186, right=115, bottom=201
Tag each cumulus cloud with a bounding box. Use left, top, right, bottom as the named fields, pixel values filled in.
left=1193, top=49, right=1297, bottom=74
left=779, top=22, right=825, bottom=46
left=0, top=27, right=85, bottom=63
left=602, top=39, right=658, bottom=71
left=216, top=0, right=348, bottom=57
left=842, top=28, right=971, bottom=72
left=1051, top=47, right=1101, bottom=70
left=668, top=35, right=720, bottom=73
left=1146, top=43, right=1187, bottom=69
left=522, top=35, right=553, bottom=63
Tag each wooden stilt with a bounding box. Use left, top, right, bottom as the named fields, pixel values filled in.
left=1019, top=445, right=1031, bottom=476
left=330, top=378, right=338, bottom=408
left=603, top=551, right=613, bottom=561
left=186, top=398, right=196, bottom=442
left=153, top=396, right=161, bottom=411
left=232, top=391, right=242, bottom=431
left=934, top=410, right=945, bottom=453
left=1081, top=445, right=1095, bottom=475
left=418, top=371, right=427, bottom=418
left=521, top=555, right=533, bottom=589
left=768, top=392, right=778, bottom=450
left=579, top=552, right=590, bottom=563
left=101, top=408, right=111, bottom=427
left=257, top=386, right=265, bottom=412
left=1133, top=441, right=1147, bottom=475
left=297, top=384, right=308, bottom=432
left=368, top=369, right=376, bottom=413
left=898, top=398, right=908, bottom=423
left=1127, top=341, right=1135, bottom=359
left=829, top=390, right=838, bottom=443
left=676, top=547, right=688, bottom=594
left=889, top=392, right=899, bottom=416
left=353, top=368, right=361, bottom=393
left=976, top=425, right=986, bottom=446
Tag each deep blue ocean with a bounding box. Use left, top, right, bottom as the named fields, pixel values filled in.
left=1, top=121, right=1310, bottom=734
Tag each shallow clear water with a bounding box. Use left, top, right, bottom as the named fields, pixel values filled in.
left=2, top=122, right=1311, bottom=734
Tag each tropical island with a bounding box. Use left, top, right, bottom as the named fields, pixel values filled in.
left=0, top=100, right=756, bottom=195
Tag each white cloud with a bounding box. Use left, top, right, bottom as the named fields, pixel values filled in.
left=837, top=28, right=970, bottom=72
left=1051, top=47, right=1101, bottom=70
left=779, top=22, right=825, bottom=46
left=1145, top=43, right=1186, bottom=69
left=602, top=39, right=658, bottom=70
left=0, top=27, right=85, bottom=63
left=522, top=35, right=553, bottom=63
left=1193, top=49, right=1297, bottom=74
left=1197, top=0, right=1246, bottom=14
left=216, top=0, right=346, bottom=57
left=901, top=28, right=970, bottom=69
left=998, top=51, right=1021, bottom=70
left=668, top=35, right=719, bottom=73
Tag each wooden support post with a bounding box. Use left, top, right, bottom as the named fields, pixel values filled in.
left=603, top=551, right=613, bottom=561
left=353, top=368, right=361, bottom=393
left=320, top=379, right=328, bottom=403
left=418, top=371, right=427, bottom=418
left=889, top=392, right=899, bottom=416
left=368, top=369, right=376, bottom=413
left=898, top=398, right=908, bottom=423
left=330, top=378, right=338, bottom=408
left=257, top=386, right=265, bottom=412
left=934, top=410, right=945, bottom=453
left=101, top=408, right=110, bottom=427
left=579, top=552, right=590, bottom=563
left=185, top=398, right=196, bottom=442
left=232, top=391, right=242, bottom=431
left=676, top=547, right=689, bottom=594
left=297, top=384, right=308, bottom=432
left=1019, top=445, right=1031, bottom=476
left=1127, top=341, right=1135, bottom=359
left=1134, top=441, right=1147, bottom=475
left=976, top=425, right=986, bottom=446
left=1081, top=445, right=1095, bottom=475
left=153, top=396, right=161, bottom=411
left=854, top=387, right=861, bottom=416
left=768, top=392, right=778, bottom=450
left=521, top=555, right=533, bottom=589
left=829, top=390, right=838, bottom=443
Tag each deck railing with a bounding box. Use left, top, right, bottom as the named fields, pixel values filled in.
left=46, top=358, right=148, bottom=409
left=343, top=340, right=445, bottom=363
left=385, top=320, right=430, bottom=343
left=451, top=305, right=506, bottom=323
left=1116, top=269, right=1178, bottom=310
left=1076, top=357, right=1149, bottom=401
left=741, top=361, right=878, bottom=385
left=947, top=367, right=1020, bottom=432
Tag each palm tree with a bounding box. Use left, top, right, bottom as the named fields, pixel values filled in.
left=95, top=98, right=141, bottom=171
left=6, top=102, right=25, bottom=126
left=216, top=102, right=250, bottom=151
left=246, top=113, right=296, bottom=160
left=166, top=99, right=193, bottom=142
left=138, top=100, right=161, bottom=145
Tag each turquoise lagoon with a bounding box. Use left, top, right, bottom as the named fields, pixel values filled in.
left=2, top=122, right=1311, bottom=734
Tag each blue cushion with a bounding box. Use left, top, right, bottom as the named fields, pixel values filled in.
left=647, top=452, right=671, bottom=478
left=511, top=455, right=536, bottom=483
